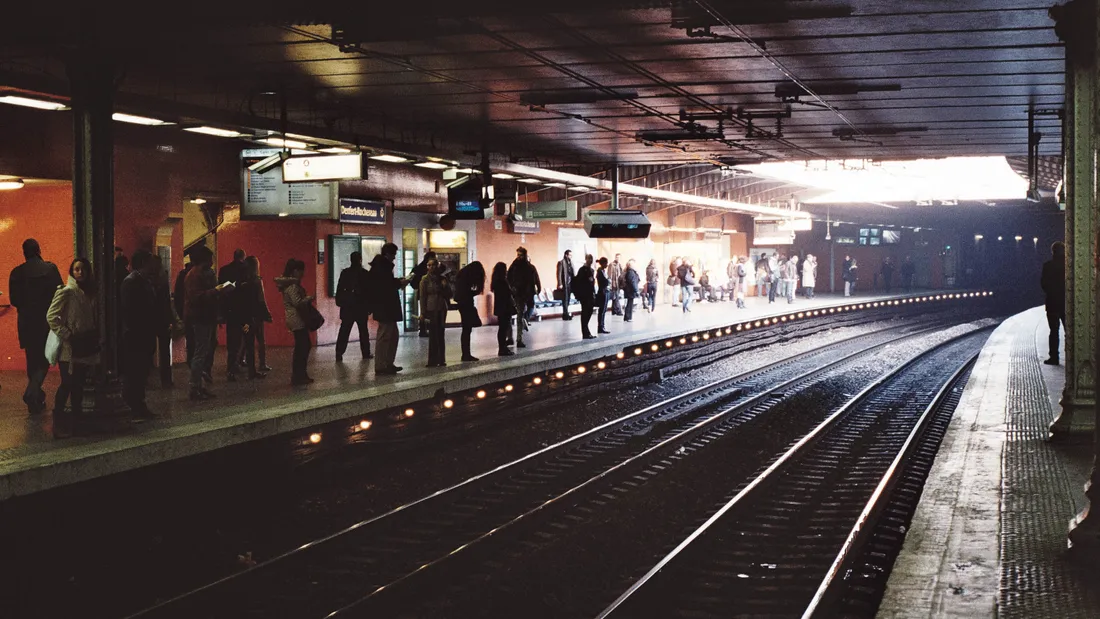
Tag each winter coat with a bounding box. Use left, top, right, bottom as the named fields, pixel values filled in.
left=454, top=263, right=485, bottom=305
left=608, top=261, right=624, bottom=290
left=275, top=276, right=310, bottom=332
left=622, top=266, right=641, bottom=298
left=645, top=265, right=659, bottom=287
left=336, top=265, right=371, bottom=320
left=802, top=260, right=817, bottom=288
left=8, top=257, right=63, bottom=348
left=46, top=276, right=99, bottom=364
left=677, top=264, right=696, bottom=287
left=184, top=265, right=220, bottom=325
left=573, top=264, right=595, bottom=303
left=783, top=261, right=799, bottom=281
left=596, top=268, right=610, bottom=298
left=368, top=254, right=404, bottom=323
left=556, top=258, right=574, bottom=290
left=1042, top=258, right=1066, bottom=315
left=173, top=264, right=192, bottom=320
left=121, top=270, right=160, bottom=339
left=491, top=271, right=515, bottom=318
left=507, top=258, right=541, bottom=301
left=419, top=272, right=452, bottom=314
left=218, top=260, right=249, bottom=322
left=843, top=259, right=858, bottom=283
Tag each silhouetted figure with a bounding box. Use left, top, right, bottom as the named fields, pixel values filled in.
left=596, top=257, right=611, bottom=334
left=491, top=262, right=515, bottom=356
left=219, top=249, right=248, bottom=379
left=1041, top=242, right=1066, bottom=365
left=370, top=243, right=410, bottom=374
left=556, top=250, right=574, bottom=321
left=335, top=251, right=372, bottom=362
left=900, top=256, right=916, bottom=293
left=574, top=254, right=596, bottom=339
left=419, top=258, right=451, bottom=368
left=881, top=257, right=895, bottom=293
left=9, top=238, right=62, bottom=415
left=121, top=249, right=162, bottom=419
left=455, top=261, right=486, bottom=361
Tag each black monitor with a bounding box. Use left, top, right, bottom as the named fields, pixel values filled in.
left=448, top=180, right=488, bottom=220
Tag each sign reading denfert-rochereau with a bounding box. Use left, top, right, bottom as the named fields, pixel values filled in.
left=339, top=198, right=387, bottom=225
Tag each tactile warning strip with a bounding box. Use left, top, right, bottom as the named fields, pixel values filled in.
left=999, top=326, right=1100, bottom=617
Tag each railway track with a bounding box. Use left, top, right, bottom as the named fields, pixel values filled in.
left=129, top=315, right=988, bottom=619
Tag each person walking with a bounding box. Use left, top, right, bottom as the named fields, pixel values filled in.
left=644, top=259, right=659, bottom=313
left=46, top=258, right=99, bottom=438
left=219, top=249, right=249, bottom=381
left=409, top=251, right=437, bottom=337
left=491, top=262, right=516, bottom=356
left=419, top=258, right=452, bottom=368
left=120, top=250, right=162, bottom=419
left=608, top=254, right=624, bottom=315
left=507, top=247, right=540, bottom=349
left=184, top=247, right=230, bottom=400
left=9, top=238, right=63, bottom=415
left=881, top=257, right=895, bottom=293
left=1041, top=242, right=1066, bottom=365
left=900, top=256, right=916, bottom=293
left=596, top=257, right=611, bottom=334
left=335, top=251, right=373, bottom=363
left=556, top=250, right=574, bottom=321
left=573, top=254, right=596, bottom=339
left=802, top=254, right=817, bottom=299
left=455, top=261, right=486, bottom=361
left=784, top=255, right=799, bottom=304
left=276, top=259, right=314, bottom=385
left=623, top=259, right=641, bottom=322
left=677, top=258, right=696, bottom=313
left=370, top=243, right=410, bottom=374
left=843, top=255, right=858, bottom=297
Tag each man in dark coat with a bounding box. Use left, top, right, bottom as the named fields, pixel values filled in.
left=900, top=256, right=916, bottom=293
left=174, top=260, right=195, bottom=366
left=121, top=249, right=162, bottom=418
left=218, top=249, right=248, bottom=379
left=573, top=254, right=596, bottom=339
left=409, top=250, right=437, bottom=337
left=370, top=243, right=410, bottom=374
left=1041, top=241, right=1067, bottom=365
left=8, top=238, right=63, bottom=414
left=335, top=251, right=373, bottom=362
left=596, top=257, right=611, bottom=334
left=556, top=250, right=575, bottom=320
left=507, top=246, right=541, bottom=348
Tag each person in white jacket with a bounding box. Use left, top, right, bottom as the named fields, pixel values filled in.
left=802, top=254, right=818, bottom=299
left=46, top=258, right=99, bottom=438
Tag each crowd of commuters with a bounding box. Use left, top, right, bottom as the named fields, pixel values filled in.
left=7, top=235, right=934, bottom=439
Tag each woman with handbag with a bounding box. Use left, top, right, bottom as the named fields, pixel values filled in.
left=276, top=259, right=316, bottom=385
left=46, top=257, right=99, bottom=438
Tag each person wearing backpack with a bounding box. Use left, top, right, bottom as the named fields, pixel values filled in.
left=677, top=259, right=696, bottom=313
left=573, top=254, right=596, bottom=339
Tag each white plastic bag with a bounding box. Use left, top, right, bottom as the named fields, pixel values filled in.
left=45, top=330, right=61, bottom=366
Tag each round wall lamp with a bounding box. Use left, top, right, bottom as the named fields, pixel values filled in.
left=0, top=178, right=25, bottom=190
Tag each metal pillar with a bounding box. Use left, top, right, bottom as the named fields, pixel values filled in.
left=1052, top=0, right=1100, bottom=559
left=611, top=166, right=620, bottom=210
left=68, top=50, right=127, bottom=418
left=1051, top=0, right=1098, bottom=442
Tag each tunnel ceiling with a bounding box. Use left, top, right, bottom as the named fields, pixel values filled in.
left=0, top=1, right=1065, bottom=171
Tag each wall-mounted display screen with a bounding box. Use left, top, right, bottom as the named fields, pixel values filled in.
left=881, top=230, right=902, bottom=244
left=859, top=228, right=870, bottom=237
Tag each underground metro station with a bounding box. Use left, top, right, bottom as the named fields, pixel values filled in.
left=0, top=2, right=1096, bottom=617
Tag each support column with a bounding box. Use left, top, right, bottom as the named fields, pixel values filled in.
left=68, top=49, right=128, bottom=419
left=1050, top=0, right=1097, bottom=441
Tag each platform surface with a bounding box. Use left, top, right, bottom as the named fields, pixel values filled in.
left=877, top=307, right=1100, bottom=618
left=0, top=291, right=936, bottom=501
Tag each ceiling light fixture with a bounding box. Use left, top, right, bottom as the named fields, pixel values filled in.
left=369, top=154, right=410, bottom=163
left=318, top=147, right=352, bottom=154
left=492, top=172, right=516, bottom=179
left=260, top=137, right=309, bottom=149
left=415, top=161, right=450, bottom=169
left=184, top=126, right=244, bottom=138
left=544, top=182, right=567, bottom=188
left=0, top=95, right=69, bottom=111
left=0, top=178, right=26, bottom=190
left=189, top=197, right=207, bottom=204
left=112, top=113, right=174, bottom=126
left=517, top=178, right=542, bottom=184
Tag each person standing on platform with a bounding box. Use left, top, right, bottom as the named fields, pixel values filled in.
left=881, top=257, right=895, bottom=293
left=335, top=251, right=373, bottom=363
left=755, top=254, right=769, bottom=298
left=556, top=250, right=575, bottom=321
left=233, top=257, right=266, bottom=380
left=218, top=249, right=248, bottom=381
left=455, top=261, right=486, bottom=362
left=409, top=251, right=437, bottom=337
left=677, top=258, right=696, bottom=313
left=120, top=249, right=162, bottom=419
left=784, top=255, right=799, bottom=304
left=595, top=257, right=611, bottom=333
left=767, top=253, right=780, bottom=303
left=573, top=254, right=596, bottom=339
left=47, top=258, right=99, bottom=438
left=1041, top=241, right=1067, bottom=365
left=9, top=239, right=63, bottom=415
left=622, top=259, right=641, bottom=322
left=491, top=262, right=516, bottom=356
left=734, top=256, right=747, bottom=308
left=185, top=247, right=230, bottom=400
left=900, top=256, right=916, bottom=293
left=507, top=246, right=539, bottom=349
left=843, top=255, right=857, bottom=297
left=247, top=257, right=274, bottom=372
left=419, top=258, right=451, bottom=368
left=668, top=257, right=681, bottom=307
left=174, top=258, right=194, bottom=367
left=276, top=258, right=315, bottom=385
left=155, top=266, right=177, bottom=388
left=802, top=254, right=817, bottom=299
left=645, top=259, right=659, bottom=313
left=370, top=243, right=409, bottom=374
left=609, top=254, right=624, bottom=315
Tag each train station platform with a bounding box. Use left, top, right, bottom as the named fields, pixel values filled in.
left=877, top=307, right=1100, bottom=618
left=0, top=290, right=955, bottom=502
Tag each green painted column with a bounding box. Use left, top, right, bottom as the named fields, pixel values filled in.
left=1051, top=0, right=1097, bottom=442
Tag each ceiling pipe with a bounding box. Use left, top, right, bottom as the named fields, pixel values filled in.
left=501, top=163, right=811, bottom=219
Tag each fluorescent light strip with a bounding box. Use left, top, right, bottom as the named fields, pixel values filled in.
left=492, top=173, right=516, bottom=179
left=415, top=161, right=450, bottom=169
left=0, top=179, right=25, bottom=190
left=318, top=147, right=352, bottom=154
left=517, top=178, right=543, bottom=184
left=260, top=137, right=309, bottom=149
left=184, top=126, right=244, bottom=138
left=0, top=96, right=68, bottom=111
left=369, top=154, right=410, bottom=163
left=112, top=113, right=173, bottom=126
